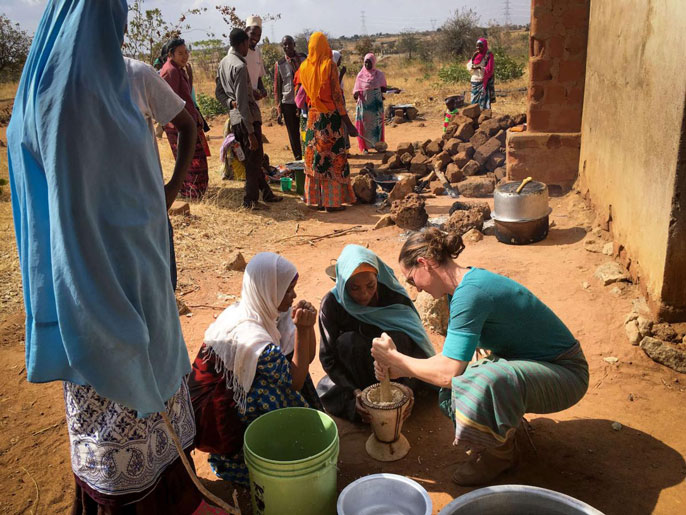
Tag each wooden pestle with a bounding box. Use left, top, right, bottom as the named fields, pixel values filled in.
left=379, top=370, right=392, bottom=402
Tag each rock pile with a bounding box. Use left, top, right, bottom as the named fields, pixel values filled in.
left=359, top=105, right=524, bottom=203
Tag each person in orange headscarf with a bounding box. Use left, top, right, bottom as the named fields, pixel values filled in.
left=294, top=32, right=359, bottom=212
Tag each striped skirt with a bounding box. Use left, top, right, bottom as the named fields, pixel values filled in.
left=439, top=343, right=588, bottom=450
left=470, top=76, right=496, bottom=110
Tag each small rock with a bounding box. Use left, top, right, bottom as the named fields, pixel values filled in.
left=461, top=103, right=481, bottom=119
left=584, top=237, right=604, bottom=253
left=628, top=393, right=634, bottom=401
left=374, top=141, right=388, bottom=152
left=176, top=297, right=190, bottom=316
left=168, top=201, right=190, bottom=216
left=444, top=139, right=461, bottom=155
left=445, top=163, right=464, bottom=183
left=352, top=174, right=377, bottom=204
left=458, top=176, right=495, bottom=197
left=373, top=214, right=395, bottom=230
left=224, top=251, right=247, bottom=271
left=430, top=182, right=446, bottom=195
left=611, top=422, right=623, bottom=431
left=640, top=336, right=686, bottom=373
left=652, top=323, right=679, bottom=342
left=603, top=356, right=619, bottom=364
left=396, top=142, right=415, bottom=155
left=425, top=140, right=443, bottom=156
left=594, top=262, right=630, bottom=286
left=602, top=242, right=614, bottom=255
left=457, top=142, right=475, bottom=158
left=400, top=152, right=414, bottom=165
left=461, top=160, right=481, bottom=177
left=463, top=228, right=484, bottom=243
left=391, top=193, right=428, bottom=230
left=636, top=316, right=653, bottom=338
left=444, top=208, right=485, bottom=236
left=469, top=130, right=490, bottom=150
left=625, top=319, right=641, bottom=345
left=389, top=176, right=417, bottom=202
left=582, top=281, right=590, bottom=289
left=610, top=286, right=624, bottom=296
left=418, top=122, right=425, bottom=127
left=453, top=151, right=471, bottom=168
left=415, top=291, right=450, bottom=335
left=406, top=107, right=419, bottom=120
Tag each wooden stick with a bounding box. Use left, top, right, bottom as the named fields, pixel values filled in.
left=21, top=466, right=39, bottom=515
left=161, top=413, right=241, bottom=514
left=379, top=371, right=392, bottom=402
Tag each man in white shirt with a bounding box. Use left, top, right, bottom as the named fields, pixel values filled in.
left=245, top=16, right=267, bottom=101
left=124, top=56, right=196, bottom=289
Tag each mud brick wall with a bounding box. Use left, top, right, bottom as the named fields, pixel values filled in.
left=527, top=0, right=590, bottom=133
left=506, top=0, right=590, bottom=189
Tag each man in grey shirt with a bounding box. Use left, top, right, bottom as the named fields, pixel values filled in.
left=217, top=28, right=280, bottom=209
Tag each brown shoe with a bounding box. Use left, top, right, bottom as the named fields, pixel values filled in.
left=452, top=435, right=517, bottom=486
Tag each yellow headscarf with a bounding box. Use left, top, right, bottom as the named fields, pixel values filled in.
left=298, top=32, right=334, bottom=113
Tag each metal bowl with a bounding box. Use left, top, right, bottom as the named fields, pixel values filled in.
left=338, top=473, right=432, bottom=515
left=492, top=180, right=551, bottom=223
left=438, top=485, right=604, bottom=515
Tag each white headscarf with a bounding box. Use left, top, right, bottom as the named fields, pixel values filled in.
left=203, top=252, right=297, bottom=412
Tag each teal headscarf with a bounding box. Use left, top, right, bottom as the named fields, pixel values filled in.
left=331, top=245, right=435, bottom=357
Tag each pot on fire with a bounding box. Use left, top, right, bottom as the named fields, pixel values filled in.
left=492, top=177, right=551, bottom=245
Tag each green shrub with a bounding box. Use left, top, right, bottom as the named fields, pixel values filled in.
left=196, top=93, right=227, bottom=118
left=438, top=62, right=471, bottom=84
left=492, top=47, right=524, bottom=81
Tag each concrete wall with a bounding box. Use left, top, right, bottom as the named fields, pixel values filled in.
left=578, top=0, right=686, bottom=320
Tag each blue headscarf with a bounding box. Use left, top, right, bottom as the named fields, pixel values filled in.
left=331, top=245, right=435, bottom=357
left=7, top=0, right=189, bottom=416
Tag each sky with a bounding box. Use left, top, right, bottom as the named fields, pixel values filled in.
left=3, top=0, right=531, bottom=41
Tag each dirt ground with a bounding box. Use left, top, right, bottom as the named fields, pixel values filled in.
left=1, top=106, right=685, bottom=515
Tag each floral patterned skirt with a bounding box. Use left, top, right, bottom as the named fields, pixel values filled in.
left=303, top=109, right=355, bottom=208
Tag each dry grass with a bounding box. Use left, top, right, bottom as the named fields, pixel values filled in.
left=0, top=81, right=18, bottom=101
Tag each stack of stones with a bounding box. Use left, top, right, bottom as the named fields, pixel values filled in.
left=369, top=104, right=525, bottom=199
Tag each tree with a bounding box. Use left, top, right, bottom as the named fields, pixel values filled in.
left=438, top=8, right=482, bottom=59
left=0, top=14, right=32, bottom=82
left=354, top=36, right=374, bottom=57
left=124, top=0, right=212, bottom=64
left=397, top=31, right=419, bottom=60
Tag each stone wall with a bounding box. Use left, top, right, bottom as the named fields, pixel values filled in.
left=506, top=0, right=590, bottom=189
left=578, top=0, right=686, bottom=321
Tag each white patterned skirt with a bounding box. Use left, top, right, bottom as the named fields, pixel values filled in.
left=63, top=380, right=196, bottom=496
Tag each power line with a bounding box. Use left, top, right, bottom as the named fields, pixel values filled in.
left=504, top=0, right=512, bottom=27
left=430, top=18, right=437, bottom=31
left=360, top=10, right=368, bottom=35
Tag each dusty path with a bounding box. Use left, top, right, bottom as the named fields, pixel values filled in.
left=1, top=116, right=685, bottom=514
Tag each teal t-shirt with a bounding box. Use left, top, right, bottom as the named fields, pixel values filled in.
left=443, top=268, right=577, bottom=362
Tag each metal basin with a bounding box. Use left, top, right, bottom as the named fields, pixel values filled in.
left=338, top=474, right=432, bottom=515
left=438, top=485, right=604, bottom=515
left=492, top=180, right=551, bottom=223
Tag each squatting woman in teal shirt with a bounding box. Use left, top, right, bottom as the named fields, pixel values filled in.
left=371, top=228, right=588, bottom=486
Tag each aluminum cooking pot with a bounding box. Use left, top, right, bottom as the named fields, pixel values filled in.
left=492, top=177, right=551, bottom=223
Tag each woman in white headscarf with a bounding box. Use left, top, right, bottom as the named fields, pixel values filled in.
left=188, top=252, right=320, bottom=485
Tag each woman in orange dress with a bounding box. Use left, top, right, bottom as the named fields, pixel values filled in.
left=294, top=33, right=358, bottom=212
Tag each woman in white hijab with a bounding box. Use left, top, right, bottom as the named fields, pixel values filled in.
left=188, top=252, right=320, bottom=485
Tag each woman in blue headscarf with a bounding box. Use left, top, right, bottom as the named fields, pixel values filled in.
left=7, top=1, right=213, bottom=512
left=316, top=245, right=435, bottom=422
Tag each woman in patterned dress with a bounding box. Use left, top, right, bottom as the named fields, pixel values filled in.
left=353, top=53, right=392, bottom=154
left=188, top=253, right=322, bottom=485
left=294, top=32, right=359, bottom=212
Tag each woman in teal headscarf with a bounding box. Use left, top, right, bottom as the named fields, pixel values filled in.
left=316, top=245, right=435, bottom=422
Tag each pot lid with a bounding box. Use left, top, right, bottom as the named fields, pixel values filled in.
left=497, top=180, right=547, bottom=195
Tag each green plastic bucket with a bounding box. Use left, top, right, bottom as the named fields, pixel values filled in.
left=280, top=176, right=293, bottom=192
left=244, top=407, right=339, bottom=515
left=295, top=169, right=305, bottom=195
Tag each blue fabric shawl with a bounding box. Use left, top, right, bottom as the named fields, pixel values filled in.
left=7, top=0, right=190, bottom=415
left=331, top=245, right=435, bottom=357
